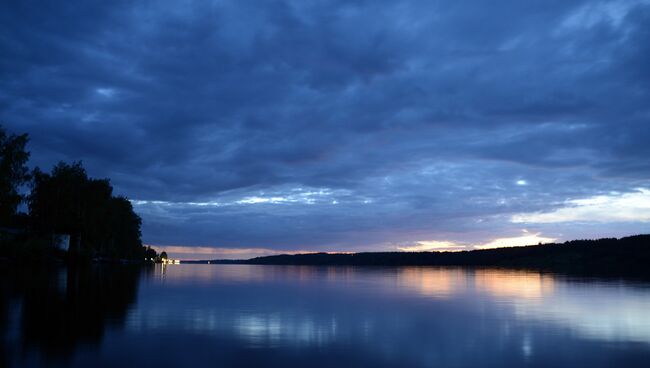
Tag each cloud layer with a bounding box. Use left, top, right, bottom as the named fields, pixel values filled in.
left=2, top=0, right=649, bottom=257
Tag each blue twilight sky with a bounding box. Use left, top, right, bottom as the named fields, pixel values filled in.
left=1, top=0, right=649, bottom=259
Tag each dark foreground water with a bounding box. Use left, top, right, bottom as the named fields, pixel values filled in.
left=2, top=264, right=650, bottom=367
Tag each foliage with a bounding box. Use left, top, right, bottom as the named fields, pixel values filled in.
left=0, top=125, right=30, bottom=226
left=28, top=161, right=146, bottom=260
left=144, top=246, right=157, bottom=260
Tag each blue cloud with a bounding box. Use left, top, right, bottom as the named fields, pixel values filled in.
left=1, top=0, right=649, bottom=252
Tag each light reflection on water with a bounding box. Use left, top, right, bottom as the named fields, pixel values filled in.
left=134, top=265, right=650, bottom=347
left=3, top=264, right=650, bottom=367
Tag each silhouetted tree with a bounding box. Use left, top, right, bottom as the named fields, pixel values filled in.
left=29, top=162, right=92, bottom=245
left=0, top=125, right=30, bottom=226
left=29, top=161, right=145, bottom=259
left=106, top=197, right=144, bottom=259
left=144, top=246, right=158, bottom=260
left=160, top=251, right=168, bottom=260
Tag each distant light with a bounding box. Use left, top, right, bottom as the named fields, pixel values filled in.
left=516, top=180, right=528, bottom=186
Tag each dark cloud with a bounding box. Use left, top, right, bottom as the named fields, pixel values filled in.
left=1, top=0, right=649, bottom=253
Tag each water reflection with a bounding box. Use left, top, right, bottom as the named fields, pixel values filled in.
left=473, top=269, right=555, bottom=300
left=396, top=267, right=468, bottom=298
left=0, top=264, right=144, bottom=366
left=2, top=264, right=650, bottom=367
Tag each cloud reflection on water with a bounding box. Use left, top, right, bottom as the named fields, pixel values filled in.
left=131, top=265, right=650, bottom=349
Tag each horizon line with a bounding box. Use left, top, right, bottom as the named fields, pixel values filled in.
left=147, top=233, right=647, bottom=261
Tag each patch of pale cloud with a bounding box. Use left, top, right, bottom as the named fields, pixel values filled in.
left=398, top=241, right=468, bottom=252
left=472, top=231, right=557, bottom=250
left=236, top=196, right=290, bottom=204
left=559, top=0, right=649, bottom=31
left=131, top=186, right=353, bottom=208
left=401, top=230, right=557, bottom=252
left=512, top=188, right=650, bottom=223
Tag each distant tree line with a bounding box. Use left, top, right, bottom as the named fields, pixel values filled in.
left=0, top=124, right=157, bottom=262
left=204, top=235, right=650, bottom=278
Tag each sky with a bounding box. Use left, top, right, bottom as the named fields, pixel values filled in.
left=1, top=0, right=649, bottom=259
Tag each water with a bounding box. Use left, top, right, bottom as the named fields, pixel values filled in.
left=2, top=264, right=650, bottom=367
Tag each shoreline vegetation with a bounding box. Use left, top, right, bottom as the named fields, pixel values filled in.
left=0, top=124, right=162, bottom=264
left=187, top=235, right=650, bottom=278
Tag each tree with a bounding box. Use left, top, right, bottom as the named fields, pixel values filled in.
left=160, top=251, right=168, bottom=260
left=29, top=162, right=93, bottom=240
left=144, top=246, right=158, bottom=260
left=0, top=125, right=30, bottom=226
left=105, top=196, right=143, bottom=259
left=29, top=161, right=145, bottom=259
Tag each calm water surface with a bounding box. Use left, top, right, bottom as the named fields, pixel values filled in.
left=2, top=264, right=650, bottom=367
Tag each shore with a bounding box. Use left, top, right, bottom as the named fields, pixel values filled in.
left=186, top=234, right=650, bottom=278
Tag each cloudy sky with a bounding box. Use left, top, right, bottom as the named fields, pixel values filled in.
left=2, top=0, right=649, bottom=259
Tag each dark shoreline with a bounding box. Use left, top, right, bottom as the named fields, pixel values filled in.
left=184, top=234, right=650, bottom=278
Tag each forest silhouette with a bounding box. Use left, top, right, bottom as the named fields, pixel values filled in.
left=199, top=235, right=650, bottom=277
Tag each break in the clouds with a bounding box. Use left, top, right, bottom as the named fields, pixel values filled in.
left=1, top=0, right=649, bottom=258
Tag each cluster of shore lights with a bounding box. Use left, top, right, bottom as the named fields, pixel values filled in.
left=161, top=258, right=181, bottom=264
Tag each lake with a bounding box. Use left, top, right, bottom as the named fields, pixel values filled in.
left=2, top=264, right=650, bottom=367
